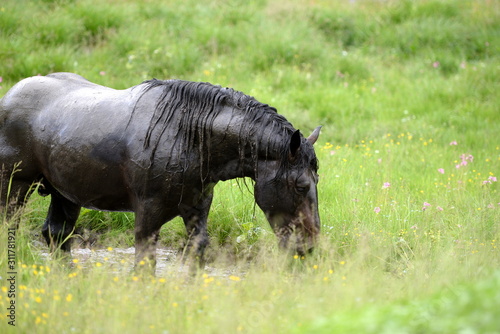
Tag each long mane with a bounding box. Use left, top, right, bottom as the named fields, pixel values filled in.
left=135, top=79, right=316, bottom=181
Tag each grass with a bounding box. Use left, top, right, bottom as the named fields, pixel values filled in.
left=1, top=0, right=500, bottom=333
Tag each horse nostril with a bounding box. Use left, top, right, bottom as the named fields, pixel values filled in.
left=295, top=246, right=314, bottom=258
left=296, top=248, right=306, bottom=257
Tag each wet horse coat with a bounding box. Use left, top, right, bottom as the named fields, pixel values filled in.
left=0, top=73, right=321, bottom=268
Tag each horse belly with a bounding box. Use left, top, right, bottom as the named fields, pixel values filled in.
left=46, top=161, right=134, bottom=212
left=35, top=132, right=134, bottom=211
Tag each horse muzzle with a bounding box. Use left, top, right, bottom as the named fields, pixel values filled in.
left=269, top=200, right=320, bottom=256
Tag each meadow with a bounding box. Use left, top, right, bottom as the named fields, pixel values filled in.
left=1, top=0, right=499, bottom=333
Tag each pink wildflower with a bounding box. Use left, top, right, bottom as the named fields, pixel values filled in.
left=456, top=154, right=473, bottom=169
left=483, top=176, right=496, bottom=185
left=437, top=206, right=443, bottom=211
left=438, top=168, right=445, bottom=174
left=422, top=202, right=431, bottom=211
left=99, top=71, right=106, bottom=76
left=382, top=182, right=391, bottom=189
left=433, top=61, right=440, bottom=68
left=374, top=207, right=381, bottom=214
left=449, top=141, right=458, bottom=146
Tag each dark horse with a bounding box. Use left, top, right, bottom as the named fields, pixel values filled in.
left=0, top=72, right=321, bottom=269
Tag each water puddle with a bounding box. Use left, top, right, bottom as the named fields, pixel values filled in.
left=40, top=246, right=241, bottom=278
left=73, top=247, right=177, bottom=275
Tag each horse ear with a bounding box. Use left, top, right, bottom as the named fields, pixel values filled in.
left=290, top=130, right=301, bottom=157
left=307, top=126, right=322, bottom=145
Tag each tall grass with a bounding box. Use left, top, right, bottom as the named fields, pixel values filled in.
left=1, top=0, right=499, bottom=333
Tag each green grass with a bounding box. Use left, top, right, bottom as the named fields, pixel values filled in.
left=1, top=0, right=500, bottom=333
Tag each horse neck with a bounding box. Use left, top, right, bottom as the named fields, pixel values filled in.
left=207, top=107, right=291, bottom=182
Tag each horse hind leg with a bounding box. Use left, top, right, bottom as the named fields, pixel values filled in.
left=42, top=188, right=81, bottom=253
left=0, top=165, right=36, bottom=220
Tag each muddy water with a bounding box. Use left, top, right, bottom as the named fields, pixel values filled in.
left=72, top=247, right=177, bottom=274
left=41, top=246, right=240, bottom=278
left=41, top=247, right=174, bottom=275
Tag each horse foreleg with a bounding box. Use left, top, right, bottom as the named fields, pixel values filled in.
left=134, top=228, right=160, bottom=274
left=180, top=191, right=213, bottom=269
left=42, top=191, right=81, bottom=254
left=133, top=202, right=165, bottom=274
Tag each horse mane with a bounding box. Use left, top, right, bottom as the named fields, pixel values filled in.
left=135, top=79, right=317, bottom=181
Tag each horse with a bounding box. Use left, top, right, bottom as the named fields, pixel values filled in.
left=0, top=72, right=321, bottom=270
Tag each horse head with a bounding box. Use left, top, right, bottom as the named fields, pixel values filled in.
left=254, top=126, right=321, bottom=256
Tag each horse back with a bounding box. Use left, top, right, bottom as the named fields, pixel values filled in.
left=0, top=74, right=146, bottom=210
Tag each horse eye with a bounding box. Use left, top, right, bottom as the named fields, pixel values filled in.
left=296, top=186, right=308, bottom=193
left=295, top=182, right=310, bottom=193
